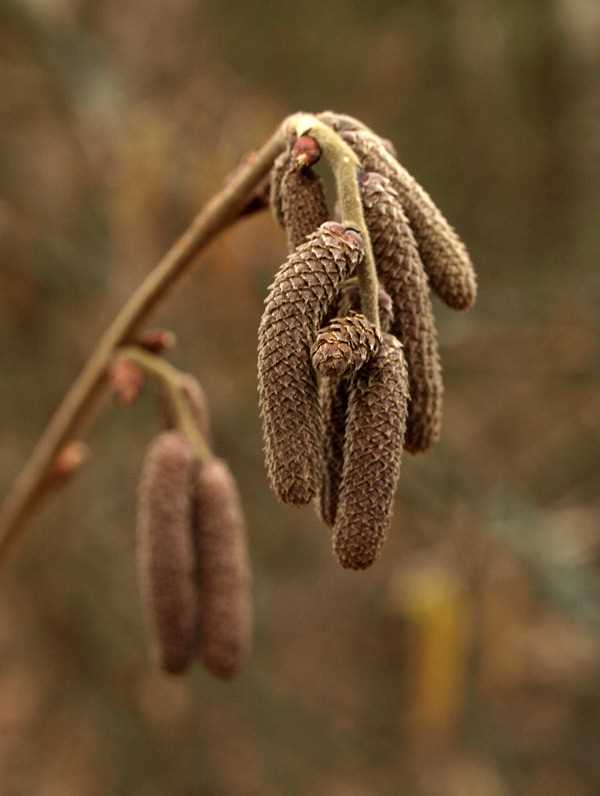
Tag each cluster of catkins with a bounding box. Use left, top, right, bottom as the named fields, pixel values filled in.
left=134, top=373, right=251, bottom=677
left=258, top=111, right=476, bottom=570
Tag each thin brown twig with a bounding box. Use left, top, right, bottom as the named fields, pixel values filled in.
left=0, top=116, right=291, bottom=566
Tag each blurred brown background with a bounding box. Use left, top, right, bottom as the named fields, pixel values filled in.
left=2, top=1, right=600, bottom=794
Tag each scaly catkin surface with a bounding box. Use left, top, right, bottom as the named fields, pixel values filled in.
left=318, top=376, right=349, bottom=527
left=336, top=127, right=477, bottom=310
left=333, top=334, right=409, bottom=570
left=258, top=222, right=364, bottom=505
left=361, top=171, right=443, bottom=452
left=269, top=148, right=292, bottom=228
left=136, top=432, right=198, bottom=674
left=194, top=458, right=252, bottom=679
left=312, top=312, right=381, bottom=378
left=281, top=166, right=329, bottom=252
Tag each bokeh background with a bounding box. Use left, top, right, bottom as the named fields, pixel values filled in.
left=2, top=1, right=600, bottom=793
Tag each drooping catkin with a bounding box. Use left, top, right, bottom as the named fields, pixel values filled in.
left=194, top=458, right=252, bottom=679
left=333, top=334, right=409, bottom=570
left=312, top=312, right=381, bottom=378
left=257, top=222, right=364, bottom=505
left=361, top=171, right=443, bottom=452
left=269, top=148, right=292, bottom=228
left=281, top=166, right=329, bottom=252
left=318, top=376, right=348, bottom=527
left=333, top=126, right=477, bottom=311
left=136, top=432, right=198, bottom=674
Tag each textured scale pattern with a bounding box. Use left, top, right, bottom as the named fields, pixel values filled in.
left=257, top=222, right=364, bottom=504
left=281, top=166, right=329, bottom=252
left=318, top=376, right=348, bottom=527
left=269, top=147, right=292, bottom=228
left=333, top=335, right=409, bottom=570
left=194, top=458, right=252, bottom=679
left=136, top=432, right=197, bottom=674
left=336, top=127, right=477, bottom=311
left=361, top=171, right=443, bottom=452
left=312, top=312, right=381, bottom=378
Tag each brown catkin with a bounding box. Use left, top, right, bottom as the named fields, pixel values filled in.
left=269, top=148, right=292, bottom=228
left=333, top=334, right=409, bottom=570
left=335, top=127, right=477, bottom=311
left=257, top=222, right=364, bottom=505
left=281, top=166, right=329, bottom=252
left=194, top=458, right=252, bottom=679
left=136, top=432, right=198, bottom=674
left=312, top=312, right=381, bottom=378
left=318, top=376, right=348, bottom=526
left=361, top=171, right=443, bottom=452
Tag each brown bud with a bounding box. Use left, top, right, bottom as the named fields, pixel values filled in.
left=258, top=223, right=364, bottom=504
left=281, top=166, right=329, bottom=252
left=312, top=312, right=381, bottom=378
left=333, top=335, right=409, bottom=570
left=135, top=328, right=177, bottom=354
left=109, top=357, right=144, bottom=406
left=45, top=441, right=89, bottom=492
left=136, top=432, right=198, bottom=674
left=361, top=171, right=443, bottom=452
left=339, top=127, right=477, bottom=310
left=194, top=459, right=252, bottom=679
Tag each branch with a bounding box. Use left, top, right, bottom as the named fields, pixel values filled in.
left=0, top=117, right=291, bottom=566
left=293, top=114, right=381, bottom=330
left=117, top=347, right=212, bottom=464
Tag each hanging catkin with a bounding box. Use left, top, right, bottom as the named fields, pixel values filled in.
left=318, top=376, right=348, bottom=527
left=314, top=313, right=380, bottom=525
left=333, top=334, right=410, bottom=570
left=330, top=125, right=477, bottom=311
left=361, top=171, right=443, bottom=452
left=312, top=312, right=381, bottom=378
left=258, top=222, right=364, bottom=505
left=269, top=148, right=292, bottom=228
left=194, top=458, right=252, bottom=679
left=281, top=166, right=329, bottom=252
left=136, top=432, right=198, bottom=674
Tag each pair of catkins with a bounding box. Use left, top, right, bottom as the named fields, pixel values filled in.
left=258, top=111, right=477, bottom=570
left=135, top=374, right=251, bottom=678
